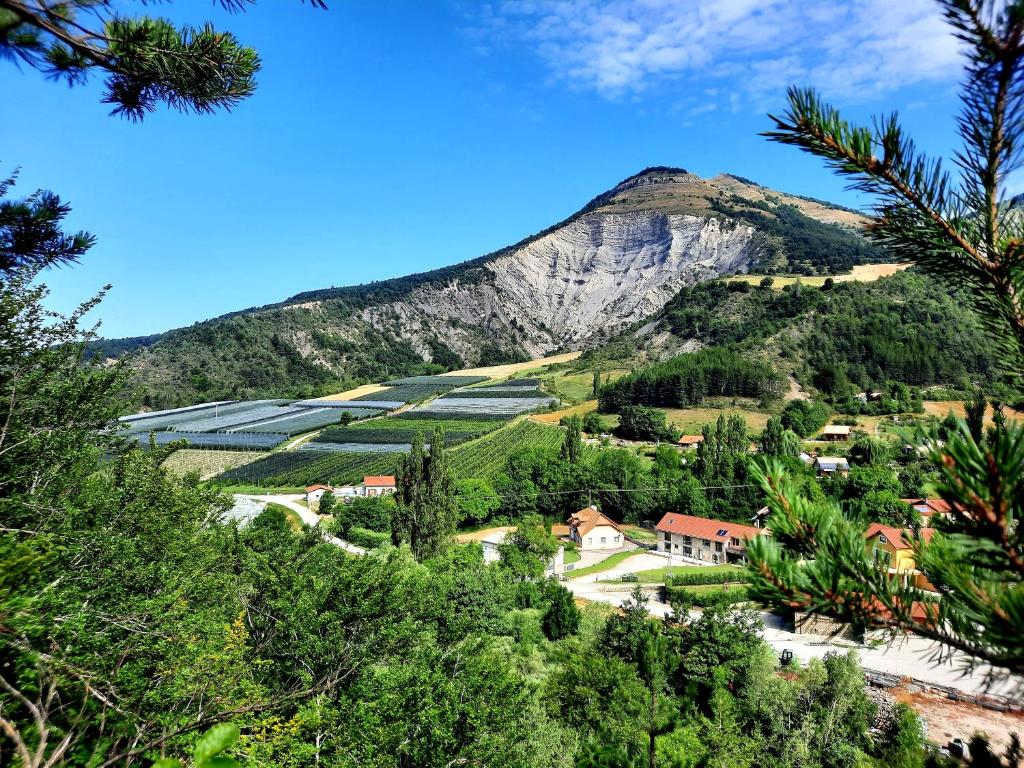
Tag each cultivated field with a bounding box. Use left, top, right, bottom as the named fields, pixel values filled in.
left=162, top=449, right=265, bottom=480
left=921, top=400, right=1024, bottom=424
left=438, top=351, right=582, bottom=379
left=448, top=419, right=565, bottom=479
left=725, top=262, right=910, bottom=289
left=532, top=400, right=599, bottom=424
left=317, top=383, right=391, bottom=401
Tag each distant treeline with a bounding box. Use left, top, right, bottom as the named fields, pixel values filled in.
left=598, top=348, right=785, bottom=411
left=658, top=271, right=1009, bottom=396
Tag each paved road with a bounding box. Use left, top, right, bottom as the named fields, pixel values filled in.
left=566, top=579, right=1021, bottom=698
left=237, top=494, right=366, bottom=555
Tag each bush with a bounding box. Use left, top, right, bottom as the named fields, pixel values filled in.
left=345, top=526, right=389, bottom=549
left=665, top=585, right=750, bottom=608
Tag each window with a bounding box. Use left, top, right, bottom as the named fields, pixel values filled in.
left=600, top=536, right=607, bottom=544
left=683, top=536, right=692, bottom=545
left=715, top=542, right=723, bottom=553
left=731, top=537, right=740, bottom=547
left=878, top=534, right=888, bottom=544
left=702, top=539, right=710, bottom=547
left=713, top=554, right=719, bottom=564
left=873, top=548, right=891, bottom=567
left=614, top=535, right=620, bottom=543
left=587, top=538, right=592, bottom=545
left=697, top=551, right=704, bottom=560
left=662, top=531, right=671, bottom=541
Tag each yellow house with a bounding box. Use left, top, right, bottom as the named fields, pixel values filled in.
left=567, top=506, right=624, bottom=551
left=865, top=523, right=935, bottom=591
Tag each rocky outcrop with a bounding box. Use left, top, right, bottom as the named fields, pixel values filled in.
left=359, top=209, right=760, bottom=361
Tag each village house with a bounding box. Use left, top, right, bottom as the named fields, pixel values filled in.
left=305, top=484, right=333, bottom=506
left=677, top=434, right=704, bottom=450
left=902, top=497, right=955, bottom=522
left=821, top=424, right=852, bottom=441
left=865, top=523, right=936, bottom=591
left=655, top=512, right=765, bottom=565
left=813, top=456, right=850, bottom=476
left=363, top=475, right=396, bottom=496
left=567, top=505, right=624, bottom=550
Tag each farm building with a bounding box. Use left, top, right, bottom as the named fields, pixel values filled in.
left=677, top=435, right=704, bottom=450
left=655, top=512, right=765, bottom=565
left=363, top=475, right=396, bottom=496
left=813, top=456, right=850, bottom=476
left=567, top=506, right=623, bottom=550
left=305, top=484, right=334, bottom=505
left=821, top=424, right=852, bottom=441
left=865, top=523, right=936, bottom=591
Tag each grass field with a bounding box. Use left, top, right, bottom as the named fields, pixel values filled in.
left=567, top=549, right=648, bottom=579
left=540, top=369, right=630, bottom=404
left=563, top=548, right=581, bottom=565
left=724, top=263, right=910, bottom=289
left=921, top=400, right=1024, bottom=424
left=162, top=449, right=266, bottom=480
left=316, top=383, right=391, bottom=401
left=658, top=405, right=772, bottom=434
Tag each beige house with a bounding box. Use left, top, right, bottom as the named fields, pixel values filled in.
left=567, top=505, right=624, bottom=550
left=655, top=512, right=765, bottom=565
left=821, top=424, right=852, bottom=441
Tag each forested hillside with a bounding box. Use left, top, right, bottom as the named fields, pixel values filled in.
left=632, top=269, right=1012, bottom=399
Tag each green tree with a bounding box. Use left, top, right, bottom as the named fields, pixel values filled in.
left=318, top=489, right=336, bottom=515
left=616, top=405, right=672, bottom=441
left=542, top=581, right=581, bottom=640
left=583, top=410, right=606, bottom=435
left=593, top=368, right=602, bottom=398
left=0, top=0, right=324, bottom=119
left=759, top=416, right=785, bottom=457
left=393, top=428, right=457, bottom=560
left=561, top=414, right=585, bottom=464
left=747, top=0, right=1024, bottom=677
left=454, top=477, right=500, bottom=526
left=966, top=387, right=987, bottom=443
left=499, top=514, right=559, bottom=579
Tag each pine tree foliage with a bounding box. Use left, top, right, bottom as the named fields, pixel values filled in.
left=747, top=0, right=1024, bottom=682
left=0, top=0, right=324, bottom=119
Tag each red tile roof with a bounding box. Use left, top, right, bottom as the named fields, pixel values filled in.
left=655, top=513, right=762, bottom=543
left=305, top=484, right=333, bottom=492
left=678, top=435, right=704, bottom=446
left=363, top=475, right=396, bottom=487
left=865, top=523, right=935, bottom=550
left=901, top=498, right=955, bottom=517
left=568, top=506, right=622, bottom=537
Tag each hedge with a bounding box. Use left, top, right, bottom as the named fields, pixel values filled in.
left=346, top=527, right=389, bottom=549
left=666, top=571, right=751, bottom=587
left=665, top=585, right=750, bottom=608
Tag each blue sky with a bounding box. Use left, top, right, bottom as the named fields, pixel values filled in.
left=3, top=0, right=969, bottom=337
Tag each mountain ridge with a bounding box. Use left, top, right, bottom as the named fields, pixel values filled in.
left=93, top=168, right=882, bottom=408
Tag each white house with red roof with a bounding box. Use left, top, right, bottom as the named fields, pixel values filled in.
left=655, top=512, right=765, bottom=565
left=567, top=505, right=624, bottom=550
left=305, top=484, right=334, bottom=506
left=363, top=475, right=396, bottom=497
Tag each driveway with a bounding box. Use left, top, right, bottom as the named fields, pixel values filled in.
left=236, top=494, right=366, bottom=555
